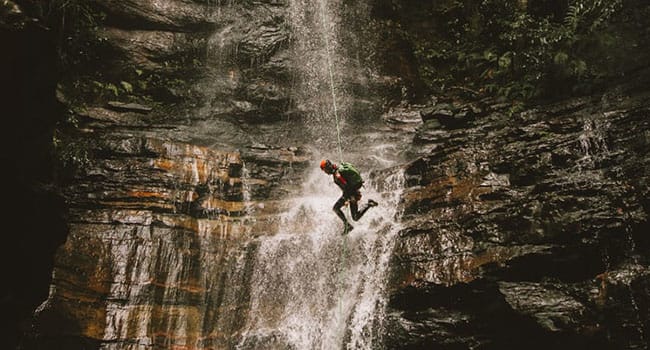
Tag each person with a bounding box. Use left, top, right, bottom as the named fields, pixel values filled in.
left=319, top=159, right=378, bottom=233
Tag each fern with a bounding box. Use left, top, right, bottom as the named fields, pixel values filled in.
left=565, top=3, right=581, bottom=30
left=565, top=0, right=623, bottom=33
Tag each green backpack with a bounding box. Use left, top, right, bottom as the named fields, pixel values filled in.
left=338, top=162, right=363, bottom=188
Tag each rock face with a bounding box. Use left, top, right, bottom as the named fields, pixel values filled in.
left=7, top=0, right=294, bottom=121
left=5, top=0, right=650, bottom=349
left=386, top=88, right=650, bottom=349
left=28, top=127, right=309, bottom=349
left=10, top=1, right=314, bottom=348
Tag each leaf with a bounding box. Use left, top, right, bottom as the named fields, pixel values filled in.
left=481, top=68, right=494, bottom=79
left=106, top=83, right=119, bottom=97
left=498, top=52, right=512, bottom=69
left=483, top=50, right=497, bottom=62
left=554, top=52, right=569, bottom=65
left=572, top=59, right=588, bottom=76
left=120, top=81, right=133, bottom=93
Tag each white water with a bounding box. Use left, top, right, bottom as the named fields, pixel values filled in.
left=236, top=1, right=406, bottom=347
left=287, top=0, right=354, bottom=151
left=238, top=165, right=404, bottom=350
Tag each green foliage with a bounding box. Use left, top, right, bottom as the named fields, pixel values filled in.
left=120, top=81, right=133, bottom=94
left=1, top=1, right=23, bottom=27
left=52, top=134, right=88, bottom=171
left=405, top=0, right=646, bottom=102
left=63, top=76, right=147, bottom=106
left=52, top=113, right=90, bottom=178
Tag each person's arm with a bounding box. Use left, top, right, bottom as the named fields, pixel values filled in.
left=334, top=172, right=348, bottom=190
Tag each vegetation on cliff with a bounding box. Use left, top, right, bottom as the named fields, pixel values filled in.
left=369, top=0, right=650, bottom=103
left=16, top=0, right=208, bottom=107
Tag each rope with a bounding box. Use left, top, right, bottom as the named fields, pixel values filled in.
left=318, top=0, right=348, bottom=321
left=319, top=2, right=344, bottom=162
left=337, top=230, right=348, bottom=318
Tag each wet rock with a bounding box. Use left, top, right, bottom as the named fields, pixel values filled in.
left=421, top=103, right=454, bottom=121
left=100, top=27, right=207, bottom=70
left=93, top=0, right=220, bottom=32
left=238, top=21, right=289, bottom=64
left=107, top=101, right=153, bottom=113
left=238, top=330, right=295, bottom=350
left=420, top=102, right=481, bottom=129
left=414, top=124, right=464, bottom=156
left=498, top=282, right=592, bottom=332
left=242, top=144, right=311, bottom=200
left=600, top=262, right=650, bottom=286
left=388, top=88, right=650, bottom=349
left=544, top=96, right=592, bottom=117
left=78, top=107, right=149, bottom=126
left=242, top=80, right=288, bottom=114
left=385, top=280, right=607, bottom=350
left=382, top=107, right=423, bottom=133
left=386, top=308, right=485, bottom=350
left=28, top=126, right=301, bottom=347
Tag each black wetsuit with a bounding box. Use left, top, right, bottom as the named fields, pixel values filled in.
left=332, top=170, right=372, bottom=226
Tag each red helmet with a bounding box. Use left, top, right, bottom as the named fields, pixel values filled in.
left=320, top=159, right=334, bottom=173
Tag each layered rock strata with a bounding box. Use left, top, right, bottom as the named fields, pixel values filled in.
left=28, top=115, right=309, bottom=349
left=387, top=86, right=650, bottom=349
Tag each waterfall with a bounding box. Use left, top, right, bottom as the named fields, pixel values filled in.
left=287, top=0, right=352, bottom=152
left=577, top=111, right=648, bottom=348
left=236, top=0, right=405, bottom=348
left=238, top=167, right=404, bottom=350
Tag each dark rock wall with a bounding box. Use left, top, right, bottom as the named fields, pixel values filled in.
left=0, top=1, right=306, bottom=349
left=387, top=88, right=650, bottom=349
left=28, top=136, right=295, bottom=349
left=370, top=1, right=650, bottom=348
left=3, top=0, right=650, bottom=349
left=8, top=1, right=314, bottom=349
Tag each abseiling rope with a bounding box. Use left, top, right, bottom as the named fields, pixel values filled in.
left=320, top=2, right=344, bottom=163
left=317, top=0, right=349, bottom=322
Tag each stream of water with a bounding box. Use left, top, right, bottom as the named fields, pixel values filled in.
left=236, top=0, right=406, bottom=348
left=237, top=166, right=404, bottom=350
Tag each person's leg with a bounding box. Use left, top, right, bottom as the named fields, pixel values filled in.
left=332, top=196, right=349, bottom=225
left=350, top=191, right=377, bottom=221
left=333, top=196, right=354, bottom=232
left=351, top=201, right=373, bottom=221
left=350, top=199, right=360, bottom=221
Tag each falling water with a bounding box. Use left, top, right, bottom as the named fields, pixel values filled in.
left=287, top=0, right=352, bottom=151
left=236, top=0, right=405, bottom=348
left=578, top=113, right=612, bottom=269
left=238, top=167, right=404, bottom=350
left=579, top=112, right=647, bottom=348
left=621, top=200, right=647, bottom=348
left=577, top=114, right=610, bottom=169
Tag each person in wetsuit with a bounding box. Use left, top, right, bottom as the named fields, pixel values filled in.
left=319, top=159, right=378, bottom=233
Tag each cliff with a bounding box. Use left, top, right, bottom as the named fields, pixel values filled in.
left=1, top=0, right=649, bottom=349
left=387, top=88, right=650, bottom=349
